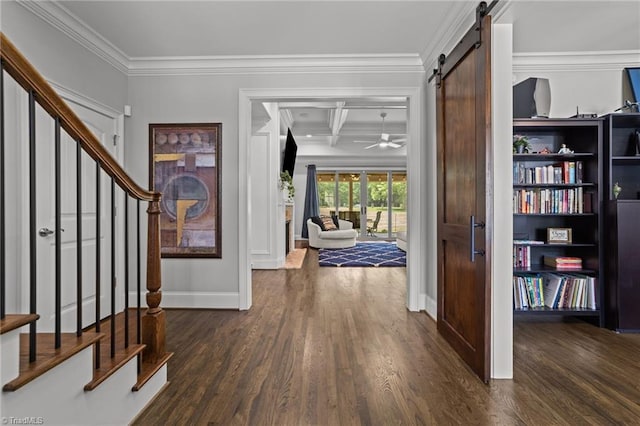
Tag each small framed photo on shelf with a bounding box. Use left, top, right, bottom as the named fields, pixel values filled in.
left=547, top=227, right=572, bottom=244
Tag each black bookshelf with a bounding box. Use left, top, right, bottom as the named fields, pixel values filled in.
left=512, top=119, right=603, bottom=324
left=602, top=113, right=640, bottom=332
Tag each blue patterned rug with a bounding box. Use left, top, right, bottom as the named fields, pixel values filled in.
left=318, top=242, right=406, bottom=267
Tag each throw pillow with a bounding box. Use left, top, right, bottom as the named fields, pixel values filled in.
left=311, top=216, right=326, bottom=231
left=331, top=214, right=340, bottom=229
left=320, top=215, right=338, bottom=231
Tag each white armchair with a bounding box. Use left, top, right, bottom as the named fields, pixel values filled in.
left=307, top=218, right=358, bottom=249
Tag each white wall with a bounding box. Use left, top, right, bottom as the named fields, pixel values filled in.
left=513, top=53, right=640, bottom=117
left=0, top=1, right=128, bottom=112
left=125, top=72, right=424, bottom=308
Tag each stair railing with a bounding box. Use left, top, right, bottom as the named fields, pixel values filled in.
left=0, top=32, right=166, bottom=366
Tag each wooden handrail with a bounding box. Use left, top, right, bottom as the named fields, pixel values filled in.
left=2, top=32, right=168, bottom=368
left=0, top=32, right=159, bottom=202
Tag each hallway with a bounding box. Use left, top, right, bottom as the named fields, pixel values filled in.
left=134, top=249, right=640, bottom=425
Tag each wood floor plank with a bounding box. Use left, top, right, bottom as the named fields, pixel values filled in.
left=133, top=249, right=640, bottom=425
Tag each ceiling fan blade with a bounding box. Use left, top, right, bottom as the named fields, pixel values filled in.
left=392, top=137, right=407, bottom=143
left=388, top=142, right=401, bottom=148
left=353, top=140, right=377, bottom=143
left=363, top=143, right=379, bottom=149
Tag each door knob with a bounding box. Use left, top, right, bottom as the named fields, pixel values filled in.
left=38, top=227, right=64, bottom=237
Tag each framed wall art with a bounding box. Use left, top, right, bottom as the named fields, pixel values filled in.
left=149, top=123, right=222, bottom=258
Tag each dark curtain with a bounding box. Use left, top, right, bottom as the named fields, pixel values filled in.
left=301, top=164, right=319, bottom=238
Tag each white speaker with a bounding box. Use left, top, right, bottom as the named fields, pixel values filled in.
left=513, top=78, right=551, bottom=118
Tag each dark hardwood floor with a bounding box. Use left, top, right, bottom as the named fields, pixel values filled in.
left=133, top=249, right=640, bottom=425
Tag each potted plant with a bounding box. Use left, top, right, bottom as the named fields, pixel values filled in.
left=280, top=171, right=295, bottom=202
left=513, top=135, right=531, bottom=153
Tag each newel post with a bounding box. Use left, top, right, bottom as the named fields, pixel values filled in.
left=142, top=198, right=165, bottom=363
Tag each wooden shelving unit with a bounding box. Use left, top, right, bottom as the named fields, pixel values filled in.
left=512, top=119, right=603, bottom=323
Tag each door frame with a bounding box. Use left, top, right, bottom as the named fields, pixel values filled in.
left=239, top=87, right=424, bottom=311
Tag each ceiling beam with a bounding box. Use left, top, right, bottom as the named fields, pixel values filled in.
left=279, top=102, right=406, bottom=110
left=328, top=102, right=349, bottom=146
left=279, top=108, right=294, bottom=135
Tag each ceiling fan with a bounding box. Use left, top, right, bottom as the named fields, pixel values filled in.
left=354, top=112, right=407, bottom=149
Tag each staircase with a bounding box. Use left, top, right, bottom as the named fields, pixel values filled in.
left=0, top=33, right=171, bottom=424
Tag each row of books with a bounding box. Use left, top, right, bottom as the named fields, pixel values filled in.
left=513, top=187, right=589, bottom=214
left=513, top=161, right=583, bottom=185
left=513, top=245, right=533, bottom=268
left=513, top=273, right=597, bottom=310
left=513, top=252, right=585, bottom=270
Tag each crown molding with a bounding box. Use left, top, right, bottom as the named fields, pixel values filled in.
left=421, top=1, right=513, bottom=71
left=17, top=0, right=130, bottom=74
left=513, top=50, right=640, bottom=72
left=420, top=1, right=477, bottom=70
left=127, top=54, right=425, bottom=77
left=17, top=1, right=425, bottom=77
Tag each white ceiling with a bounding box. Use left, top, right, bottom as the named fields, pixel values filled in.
left=52, top=0, right=640, bottom=154
left=57, top=1, right=469, bottom=58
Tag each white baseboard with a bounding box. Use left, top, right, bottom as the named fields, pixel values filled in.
left=161, top=291, right=239, bottom=309
left=425, top=294, right=437, bottom=321
left=251, top=257, right=284, bottom=269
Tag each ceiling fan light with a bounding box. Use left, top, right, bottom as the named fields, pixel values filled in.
left=379, top=142, right=389, bottom=148
left=381, top=133, right=390, bottom=142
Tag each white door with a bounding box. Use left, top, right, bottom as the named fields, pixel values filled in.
left=31, top=99, right=119, bottom=332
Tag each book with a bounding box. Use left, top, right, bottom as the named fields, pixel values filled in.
left=544, top=256, right=582, bottom=265
left=554, top=264, right=583, bottom=270
left=568, top=161, right=576, bottom=184
left=576, top=161, right=583, bottom=184
left=542, top=274, right=564, bottom=308
left=584, top=192, right=593, bottom=213
left=513, top=240, right=544, bottom=245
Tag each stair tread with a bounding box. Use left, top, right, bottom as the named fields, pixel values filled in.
left=86, top=310, right=171, bottom=392
left=3, top=331, right=104, bottom=392
left=3, top=310, right=171, bottom=393
left=133, top=352, right=173, bottom=391
left=0, top=314, right=40, bottom=335
left=84, top=344, right=145, bottom=391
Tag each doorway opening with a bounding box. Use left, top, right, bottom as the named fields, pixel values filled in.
left=239, top=87, right=425, bottom=312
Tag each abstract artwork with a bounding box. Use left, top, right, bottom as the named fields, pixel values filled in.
left=149, top=123, right=222, bottom=258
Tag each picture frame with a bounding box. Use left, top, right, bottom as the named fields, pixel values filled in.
left=149, top=123, right=222, bottom=258
left=547, top=227, right=572, bottom=244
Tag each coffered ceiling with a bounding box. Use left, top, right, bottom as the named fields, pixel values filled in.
left=279, top=98, right=407, bottom=146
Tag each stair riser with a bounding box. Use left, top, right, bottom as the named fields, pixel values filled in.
left=1, top=347, right=166, bottom=424
left=0, top=330, right=21, bottom=385
left=2, top=347, right=93, bottom=422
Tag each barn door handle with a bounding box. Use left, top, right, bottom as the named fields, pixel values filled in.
left=470, top=215, right=485, bottom=262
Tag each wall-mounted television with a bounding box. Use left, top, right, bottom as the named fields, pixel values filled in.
left=624, top=67, right=640, bottom=103
left=282, top=128, right=297, bottom=177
